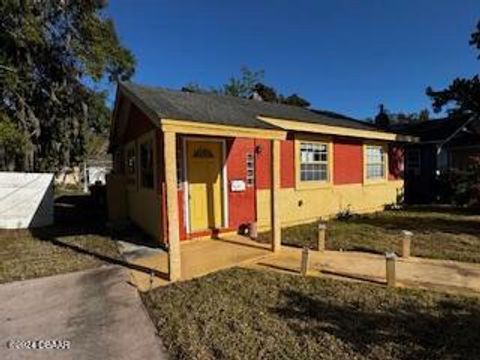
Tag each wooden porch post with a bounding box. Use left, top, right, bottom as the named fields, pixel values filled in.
left=164, top=131, right=181, bottom=281
left=271, top=139, right=281, bottom=252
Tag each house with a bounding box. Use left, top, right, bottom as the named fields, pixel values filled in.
left=107, top=82, right=413, bottom=280
left=397, top=116, right=480, bottom=203
left=85, top=158, right=112, bottom=186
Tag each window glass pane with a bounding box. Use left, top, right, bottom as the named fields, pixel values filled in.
left=300, top=142, right=329, bottom=182
left=366, top=146, right=385, bottom=179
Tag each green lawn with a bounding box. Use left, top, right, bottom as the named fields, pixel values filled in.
left=258, top=207, right=480, bottom=263
left=143, top=268, right=480, bottom=360
left=0, top=194, right=120, bottom=284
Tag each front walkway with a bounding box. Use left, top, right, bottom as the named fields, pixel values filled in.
left=248, top=248, right=480, bottom=296
left=120, top=234, right=480, bottom=295
left=124, top=235, right=271, bottom=291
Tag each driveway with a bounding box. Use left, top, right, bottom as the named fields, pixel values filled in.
left=0, top=266, right=166, bottom=360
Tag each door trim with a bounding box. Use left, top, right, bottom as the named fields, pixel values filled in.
left=182, top=137, right=228, bottom=234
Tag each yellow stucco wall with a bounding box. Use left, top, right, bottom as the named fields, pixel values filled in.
left=127, top=189, right=161, bottom=238
left=256, top=180, right=404, bottom=229
left=124, top=130, right=162, bottom=240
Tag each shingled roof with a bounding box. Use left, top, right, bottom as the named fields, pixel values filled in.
left=395, top=116, right=479, bottom=142
left=122, top=82, right=384, bottom=132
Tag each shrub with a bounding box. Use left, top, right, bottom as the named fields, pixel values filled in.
left=442, top=155, right=480, bottom=206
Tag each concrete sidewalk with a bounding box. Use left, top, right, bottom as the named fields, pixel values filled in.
left=119, top=234, right=480, bottom=296
left=248, top=248, right=480, bottom=295
left=0, top=266, right=167, bottom=360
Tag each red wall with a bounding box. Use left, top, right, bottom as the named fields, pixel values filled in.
left=255, top=139, right=271, bottom=189
left=177, top=189, right=186, bottom=240
left=281, top=139, right=295, bottom=188
left=226, top=138, right=256, bottom=228
left=162, top=132, right=404, bottom=241
left=333, top=138, right=363, bottom=185
left=254, top=139, right=295, bottom=189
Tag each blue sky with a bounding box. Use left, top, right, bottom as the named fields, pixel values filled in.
left=105, top=0, right=479, bottom=120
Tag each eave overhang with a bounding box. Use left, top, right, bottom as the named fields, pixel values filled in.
left=257, top=116, right=419, bottom=143
left=160, top=118, right=287, bottom=140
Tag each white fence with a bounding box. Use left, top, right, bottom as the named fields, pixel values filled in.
left=0, top=172, right=54, bottom=229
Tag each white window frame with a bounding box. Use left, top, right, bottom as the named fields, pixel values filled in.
left=364, top=144, right=387, bottom=181
left=299, top=142, right=329, bottom=182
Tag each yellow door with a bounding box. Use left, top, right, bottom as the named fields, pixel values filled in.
left=187, top=141, right=223, bottom=232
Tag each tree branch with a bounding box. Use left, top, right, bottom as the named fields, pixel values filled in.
left=0, top=65, right=16, bottom=73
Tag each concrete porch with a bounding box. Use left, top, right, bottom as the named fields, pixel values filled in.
left=124, top=235, right=271, bottom=291
left=122, top=236, right=480, bottom=296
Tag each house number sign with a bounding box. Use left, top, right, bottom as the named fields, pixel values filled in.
left=230, top=180, right=246, bottom=192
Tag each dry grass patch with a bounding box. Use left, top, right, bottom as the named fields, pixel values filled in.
left=259, top=207, right=480, bottom=263
left=143, top=268, right=480, bottom=360
left=0, top=193, right=120, bottom=283
left=0, top=230, right=120, bottom=284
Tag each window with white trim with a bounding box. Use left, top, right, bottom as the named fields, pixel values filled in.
left=300, top=142, right=329, bottom=181
left=366, top=145, right=385, bottom=180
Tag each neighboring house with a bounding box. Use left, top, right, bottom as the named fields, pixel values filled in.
left=397, top=116, right=480, bottom=203
left=108, top=82, right=412, bottom=280
left=85, top=157, right=112, bottom=186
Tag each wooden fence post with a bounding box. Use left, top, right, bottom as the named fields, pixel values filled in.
left=249, top=221, right=258, bottom=240
left=385, top=252, right=397, bottom=287
left=301, top=246, right=309, bottom=276
left=401, top=230, right=413, bottom=258
left=316, top=222, right=327, bottom=251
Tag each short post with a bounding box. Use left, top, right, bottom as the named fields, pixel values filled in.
left=401, top=230, right=413, bottom=258
left=385, top=252, right=397, bottom=287
left=316, top=222, right=327, bottom=251
left=249, top=221, right=258, bottom=240
left=149, top=270, right=155, bottom=291
left=301, top=246, right=310, bottom=276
